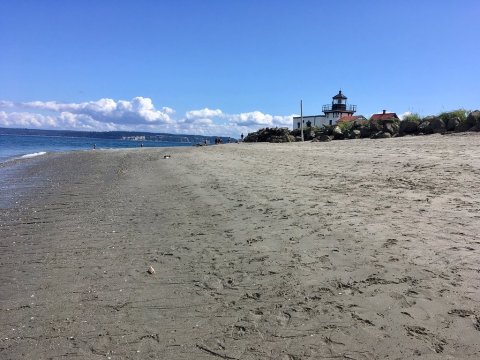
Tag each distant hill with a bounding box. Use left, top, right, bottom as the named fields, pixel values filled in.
left=0, top=127, right=236, bottom=144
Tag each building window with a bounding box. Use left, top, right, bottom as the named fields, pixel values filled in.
left=297, top=122, right=300, bottom=129
left=329, top=120, right=332, bottom=125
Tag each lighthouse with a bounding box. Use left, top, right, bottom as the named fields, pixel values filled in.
left=322, top=90, right=357, bottom=125
left=292, top=90, right=359, bottom=129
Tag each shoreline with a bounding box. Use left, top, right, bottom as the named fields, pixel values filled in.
left=1, top=135, right=479, bottom=359
left=0, top=132, right=199, bottom=165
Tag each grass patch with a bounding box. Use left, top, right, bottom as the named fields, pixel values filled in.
left=402, top=113, right=421, bottom=122
left=337, top=121, right=354, bottom=131
left=438, top=109, right=469, bottom=123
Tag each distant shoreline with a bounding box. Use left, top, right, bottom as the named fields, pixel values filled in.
left=0, top=126, right=235, bottom=143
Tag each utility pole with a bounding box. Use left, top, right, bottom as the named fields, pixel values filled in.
left=300, top=100, right=304, bottom=142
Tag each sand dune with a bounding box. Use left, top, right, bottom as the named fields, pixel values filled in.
left=1, top=133, right=479, bottom=359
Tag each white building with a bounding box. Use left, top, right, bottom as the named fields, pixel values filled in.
left=293, top=90, right=357, bottom=129
left=292, top=115, right=327, bottom=129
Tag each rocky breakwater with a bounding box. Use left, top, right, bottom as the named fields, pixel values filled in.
left=401, top=110, right=480, bottom=136
left=310, top=117, right=399, bottom=142
left=243, top=127, right=296, bottom=143
left=311, top=109, right=480, bottom=142
left=243, top=110, right=479, bottom=144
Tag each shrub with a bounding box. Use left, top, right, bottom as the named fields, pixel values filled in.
left=438, top=109, right=468, bottom=123
left=337, top=120, right=354, bottom=132
left=402, top=113, right=421, bottom=122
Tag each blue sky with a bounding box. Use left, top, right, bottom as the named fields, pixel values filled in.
left=1, top=0, right=479, bottom=137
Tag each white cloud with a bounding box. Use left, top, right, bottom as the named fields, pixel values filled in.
left=0, top=111, right=57, bottom=128
left=0, top=97, right=295, bottom=138
left=227, top=111, right=293, bottom=127
left=179, top=108, right=293, bottom=136
left=162, top=106, right=175, bottom=115
left=0, top=111, right=119, bottom=131
left=185, top=108, right=223, bottom=119
left=18, top=97, right=173, bottom=124
left=57, top=112, right=119, bottom=131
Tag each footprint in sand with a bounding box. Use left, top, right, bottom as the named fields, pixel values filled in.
left=405, top=326, right=447, bottom=353
left=275, top=312, right=291, bottom=326
left=383, top=238, right=398, bottom=248
left=448, top=309, right=475, bottom=317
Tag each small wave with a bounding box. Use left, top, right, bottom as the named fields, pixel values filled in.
left=20, top=151, right=47, bottom=159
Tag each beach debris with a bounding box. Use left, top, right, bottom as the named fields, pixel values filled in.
left=196, top=344, right=239, bottom=360
left=163, top=155, right=171, bottom=159
left=147, top=266, right=155, bottom=275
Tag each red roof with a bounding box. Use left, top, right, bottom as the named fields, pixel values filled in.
left=370, top=112, right=399, bottom=121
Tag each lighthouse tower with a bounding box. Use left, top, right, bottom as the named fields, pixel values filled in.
left=322, top=90, right=357, bottom=125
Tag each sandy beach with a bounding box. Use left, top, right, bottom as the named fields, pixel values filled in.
left=1, top=134, right=480, bottom=359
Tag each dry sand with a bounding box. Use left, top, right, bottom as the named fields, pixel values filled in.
left=1, top=133, right=480, bottom=359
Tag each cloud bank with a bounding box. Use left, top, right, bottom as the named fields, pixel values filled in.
left=0, top=97, right=294, bottom=138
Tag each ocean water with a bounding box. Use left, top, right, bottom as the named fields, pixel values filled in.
left=0, top=134, right=191, bottom=163
left=0, top=134, right=194, bottom=208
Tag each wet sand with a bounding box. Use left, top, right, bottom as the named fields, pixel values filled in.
left=1, top=134, right=480, bottom=359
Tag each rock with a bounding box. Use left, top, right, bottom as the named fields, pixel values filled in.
left=332, top=126, right=342, bottom=135
left=332, top=126, right=345, bottom=140
left=399, top=120, right=419, bottom=135
left=454, top=122, right=471, bottom=133
left=359, top=126, right=371, bottom=138
left=418, top=120, right=430, bottom=134
left=316, top=134, right=332, bottom=142
left=313, top=127, right=326, bottom=137
left=428, top=117, right=446, bottom=134
left=468, top=123, right=480, bottom=132
left=418, top=116, right=436, bottom=134
left=420, top=115, right=446, bottom=134
left=147, top=266, right=155, bottom=274
left=244, top=127, right=295, bottom=143
left=446, top=117, right=460, bottom=131
left=466, top=110, right=480, bottom=128
left=347, top=129, right=361, bottom=139
left=380, top=132, right=392, bottom=138
left=322, top=125, right=334, bottom=136
left=371, top=131, right=391, bottom=139
left=382, top=120, right=400, bottom=135
left=369, top=120, right=382, bottom=133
